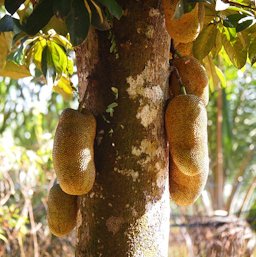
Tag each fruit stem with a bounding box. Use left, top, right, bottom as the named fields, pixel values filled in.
left=173, top=67, right=187, bottom=95
left=181, top=85, right=187, bottom=95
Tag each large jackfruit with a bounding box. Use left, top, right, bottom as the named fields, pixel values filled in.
left=170, top=56, right=209, bottom=105
left=165, top=94, right=209, bottom=176
left=162, top=0, right=201, bottom=43
left=53, top=108, right=96, bottom=195
left=169, top=160, right=208, bottom=206
left=47, top=184, right=78, bottom=237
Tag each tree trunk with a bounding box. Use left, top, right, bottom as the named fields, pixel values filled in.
left=75, top=1, right=170, bottom=256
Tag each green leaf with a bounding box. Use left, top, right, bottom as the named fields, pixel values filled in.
left=89, top=0, right=111, bottom=31
left=223, top=13, right=254, bottom=32
left=236, top=17, right=254, bottom=32
left=41, top=45, right=55, bottom=80
left=0, top=32, right=13, bottom=69
left=96, top=0, right=122, bottom=19
left=53, top=75, right=74, bottom=100
left=193, top=24, right=217, bottom=60
left=23, top=0, right=54, bottom=35
left=215, top=66, right=226, bottom=88
left=211, top=29, right=222, bottom=57
left=5, top=0, right=25, bottom=15
left=8, top=44, right=25, bottom=65
left=249, top=37, right=256, bottom=65
left=203, top=56, right=220, bottom=91
left=106, top=102, right=118, bottom=117
left=65, top=0, right=91, bottom=46
left=41, top=46, right=49, bottom=78
left=0, top=60, right=30, bottom=79
left=48, top=41, right=68, bottom=74
left=32, top=38, right=47, bottom=68
left=67, top=58, right=74, bottom=75
left=222, top=28, right=247, bottom=69
left=50, top=33, right=72, bottom=50
left=223, top=14, right=246, bottom=28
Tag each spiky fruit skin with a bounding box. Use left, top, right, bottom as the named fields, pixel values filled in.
left=165, top=94, right=209, bottom=176
left=162, top=0, right=200, bottom=43
left=53, top=108, right=96, bottom=195
left=171, top=56, right=209, bottom=105
left=169, top=160, right=208, bottom=206
left=47, top=184, right=78, bottom=237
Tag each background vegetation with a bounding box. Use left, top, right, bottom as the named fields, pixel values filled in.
left=0, top=0, right=255, bottom=256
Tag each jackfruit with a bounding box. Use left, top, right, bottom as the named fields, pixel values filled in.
left=47, top=184, right=78, bottom=237
left=170, top=56, right=209, bottom=105
left=53, top=108, right=96, bottom=195
left=162, top=0, right=200, bottom=43
left=169, top=159, right=208, bottom=206
left=169, top=41, right=193, bottom=59
left=165, top=94, right=209, bottom=176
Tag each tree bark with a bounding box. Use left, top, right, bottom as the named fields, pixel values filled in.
left=75, top=1, right=170, bottom=256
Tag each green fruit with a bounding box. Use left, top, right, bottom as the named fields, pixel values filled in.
left=53, top=108, right=96, bottom=195
left=171, top=56, right=209, bottom=106
left=165, top=94, right=209, bottom=176
left=47, top=184, right=78, bottom=237
left=169, top=160, right=208, bottom=206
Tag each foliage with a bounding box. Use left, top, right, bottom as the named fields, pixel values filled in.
left=0, top=0, right=122, bottom=99
left=0, top=137, right=75, bottom=256
left=208, top=64, right=256, bottom=173
left=207, top=64, right=256, bottom=212
left=0, top=77, right=76, bottom=256
left=0, top=77, right=72, bottom=148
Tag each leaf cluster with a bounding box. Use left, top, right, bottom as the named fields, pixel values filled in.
left=0, top=0, right=122, bottom=46
left=0, top=0, right=122, bottom=98
left=191, top=0, right=256, bottom=89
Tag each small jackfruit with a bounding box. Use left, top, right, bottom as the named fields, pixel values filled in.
left=162, top=0, right=200, bottom=43
left=169, top=159, right=208, bottom=206
left=165, top=94, right=209, bottom=176
left=47, top=184, right=78, bottom=237
left=53, top=108, right=96, bottom=195
left=170, top=56, right=209, bottom=105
